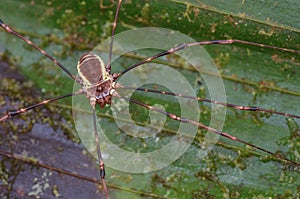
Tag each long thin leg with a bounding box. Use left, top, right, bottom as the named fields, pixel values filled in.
left=1, top=90, right=110, bottom=197
left=106, top=0, right=123, bottom=73
left=0, top=20, right=76, bottom=80
left=91, top=105, right=110, bottom=199
left=0, top=150, right=102, bottom=184
left=112, top=93, right=300, bottom=166
left=113, top=40, right=300, bottom=79
left=116, top=85, right=300, bottom=119
left=0, top=91, right=82, bottom=122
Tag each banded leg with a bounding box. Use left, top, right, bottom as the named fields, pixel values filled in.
left=0, top=150, right=102, bottom=184
left=0, top=92, right=81, bottom=122
left=91, top=105, right=110, bottom=199
left=116, top=85, right=300, bottom=119
left=112, top=93, right=300, bottom=166
left=0, top=20, right=76, bottom=80
left=114, top=40, right=300, bottom=79
left=106, top=0, right=123, bottom=73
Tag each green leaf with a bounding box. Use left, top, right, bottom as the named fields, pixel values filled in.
left=0, top=0, right=299, bottom=198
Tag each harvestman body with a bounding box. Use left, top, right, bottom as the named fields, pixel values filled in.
left=1, top=0, right=300, bottom=198
left=76, top=53, right=116, bottom=198
left=77, top=53, right=114, bottom=108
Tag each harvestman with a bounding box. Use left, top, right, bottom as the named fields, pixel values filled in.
left=1, top=0, right=300, bottom=198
